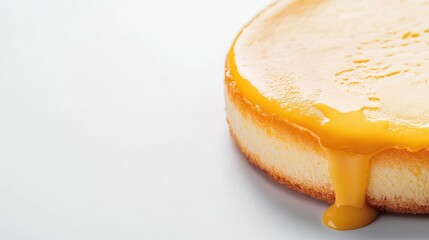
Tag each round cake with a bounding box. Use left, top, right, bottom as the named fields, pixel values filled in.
left=225, top=0, right=429, bottom=230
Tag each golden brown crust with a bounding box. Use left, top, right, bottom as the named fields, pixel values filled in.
left=226, top=72, right=429, bottom=214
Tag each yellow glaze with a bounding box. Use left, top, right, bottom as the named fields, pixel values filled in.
left=322, top=148, right=378, bottom=230
left=227, top=0, right=429, bottom=230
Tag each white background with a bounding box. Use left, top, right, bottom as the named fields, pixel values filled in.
left=1, top=0, right=429, bottom=239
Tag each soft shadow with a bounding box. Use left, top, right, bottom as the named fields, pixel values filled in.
left=229, top=139, right=429, bottom=239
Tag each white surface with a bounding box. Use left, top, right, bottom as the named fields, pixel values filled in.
left=1, top=0, right=429, bottom=239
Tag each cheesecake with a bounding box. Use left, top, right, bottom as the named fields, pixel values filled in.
left=225, top=0, right=429, bottom=230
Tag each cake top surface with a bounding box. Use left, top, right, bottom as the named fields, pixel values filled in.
left=230, top=0, right=429, bottom=153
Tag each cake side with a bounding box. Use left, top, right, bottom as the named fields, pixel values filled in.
left=225, top=75, right=429, bottom=213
